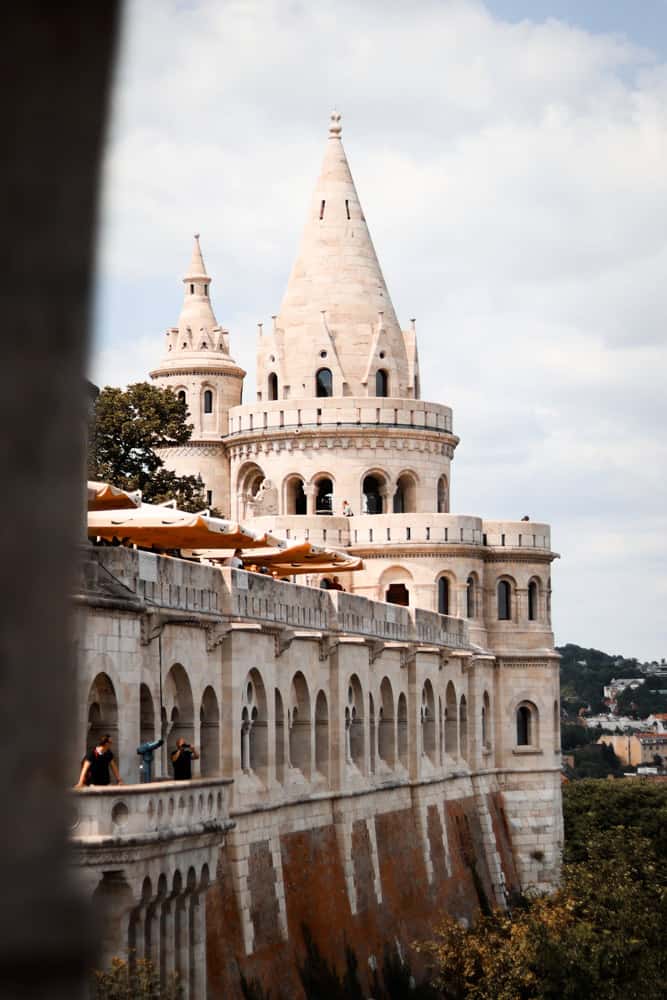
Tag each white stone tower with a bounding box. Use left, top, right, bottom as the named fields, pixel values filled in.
left=150, top=235, right=245, bottom=512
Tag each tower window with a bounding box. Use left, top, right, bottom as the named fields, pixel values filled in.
left=206, top=490, right=213, bottom=506
left=268, top=373, right=278, bottom=401
left=528, top=580, right=538, bottom=621
left=497, top=580, right=512, bottom=621
left=375, top=369, right=389, bottom=397
left=204, top=285, right=208, bottom=296
left=438, top=577, right=449, bottom=615
left=190, top=284, right=194, bottom=294
left=345, top=199, right=350, bottom=220
left=316, top=368, right=333, bottom=397
left=177, top=390, right=186, bottom=405
left=204, top=389, right=213, bottom=414
left=319, top=200, right=326, bottom=220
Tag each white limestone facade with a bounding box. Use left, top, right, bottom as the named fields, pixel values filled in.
left=75, top=112, right=563, bottom=997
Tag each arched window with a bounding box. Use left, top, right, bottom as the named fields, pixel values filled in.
left=516, top=702, right=538, bottom=747
left=285, top=476, right=307, bottom=515
left=497, top=580, right=512, bottom=621
left=437, top=475, right=448, bottom=513
left=177, top=390, right=186, bottom=405
left=268, top=373, right=278, bottom=401
left=362, top=474, right=384, bottom=514
left=528, top=580, right=538, bottom=621
left=445, top=682, right=457, bottom=757
left=316, top=367, right=333, bottom=397
left=438, top=577, right=449, bottom=615
left=315, top=477, right=333, bottom=514
left=466, top=576, right=475, bottom=619
left=393, top=473, right=416, bottom=513
left=375, top=369, right=389, bottom=397
left=482, top=690, right=491, bottom=749
left=459, top=695, right=468, bottom=760
left=203, top=389, right=213, bottom=414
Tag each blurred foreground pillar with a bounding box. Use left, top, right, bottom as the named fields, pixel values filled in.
left=0, top=5, right=119, bottom=996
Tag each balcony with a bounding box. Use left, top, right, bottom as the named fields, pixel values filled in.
left=71, top=777, right=233, bottom=845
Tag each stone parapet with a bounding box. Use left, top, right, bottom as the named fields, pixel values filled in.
left=71, top=777, right=233, bottom=844
left=228, top=396, right=454, bottom=438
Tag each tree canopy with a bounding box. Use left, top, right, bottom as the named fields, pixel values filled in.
left=88, top=383, right=209, bottom=512
left=419, top=780, right=667, bottom=999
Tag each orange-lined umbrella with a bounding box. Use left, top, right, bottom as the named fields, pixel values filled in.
left=87, top=481, right=141, bottom=511
left=88, top=503, right=284, bottom=551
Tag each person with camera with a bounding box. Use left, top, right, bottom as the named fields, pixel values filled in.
left=171, top=737, right=199, bottom=780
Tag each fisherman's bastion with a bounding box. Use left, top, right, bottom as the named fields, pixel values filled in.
left=73, top=113, right=562, bottom=998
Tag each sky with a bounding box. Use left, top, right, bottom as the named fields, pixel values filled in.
left=92, top=0, right=667, bottom=661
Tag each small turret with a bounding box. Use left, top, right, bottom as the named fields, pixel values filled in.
left=150, top=235, right=245, bottom=515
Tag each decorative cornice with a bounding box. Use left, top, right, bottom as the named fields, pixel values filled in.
left=150, top=366, right=245, bottom=380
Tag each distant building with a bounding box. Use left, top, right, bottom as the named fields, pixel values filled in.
left=598, top=732, right=667, bottom=767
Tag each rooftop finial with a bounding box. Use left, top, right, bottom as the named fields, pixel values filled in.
left=329, top=110, right=342, bottom=138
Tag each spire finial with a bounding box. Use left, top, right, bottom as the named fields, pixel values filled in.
left=329, top=110, right=342, bottom=138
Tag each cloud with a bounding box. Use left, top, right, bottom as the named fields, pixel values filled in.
left=93, top=0, right=667, bottom=659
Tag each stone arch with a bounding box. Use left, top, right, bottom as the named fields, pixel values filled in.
left=397, top=692, right=408, bottom=768
left=267, top=371, right=278, bottom=401
left=459, top=694, right=468, bottom=761
left=437, top=572, right=455, bottom=616
left=165, top=664, right=195, bottom=753
left=199, top=686, right=220, bottom=777
left=437, top=474, right=449, bottom=513
left=375, top=368, right=389, bottom=397
left=289, top=671, right=312, bottom=777
left=421, top=679, right=436, bottom=763
left=361, top=468, right=390, bottom=515
left=87, top=672, right=118, bottom=749
left=369, top=692, right=376, bottom=774
left=482, top=690, right=491, bottom=750
left=275, top=688, right=286, bottom=784
left=438, top=695, right=444, bottom=764
left=445, top=681, right=458, bottom=757
left=466, top=572, right=479, bottom=619
left=345, top=674, right=364, bottom=772
left=241, top=669, right=268, bottom=782
left=315, top=691, right=329, bottom=780
left=528, top=576, right=542, bottom=622
left=393, top=470, right=418, bottom=513
left=202, top=384, right=215, bottom=416
left=310, top=471, right=335, bottom=515
left=237, top=461, right=266, bottom=518
left=315, top=367, right=333, bottom=397
left=140, top=683, right=155, bottom=746
left=283, top=473, right=307, bottom=515
left=379, top=564, right=413, bottom=607
left=496, top=575, right=517, bottom=622
left=516, top=700, right=539, bottom=747
left=378, top=677, right=395, bottom=766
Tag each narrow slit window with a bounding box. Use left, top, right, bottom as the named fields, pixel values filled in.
left=319, top=200, right=325, bottom=220
left=345, top=199, right=350, bottom=220
left=190, top=284, right=194, bottom=294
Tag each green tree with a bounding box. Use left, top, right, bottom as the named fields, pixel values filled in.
left=88, top=383, right=209, bottom=512
left=419, top=780, right=667, bottom=999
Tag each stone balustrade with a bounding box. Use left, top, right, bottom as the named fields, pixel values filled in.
left=482, top=520, right=551, bottom=550
left=71, top=777, right=232, bottom=843
left=228, top=396, right=454, bottom=437
left=82, top=548, right=471, bottom=650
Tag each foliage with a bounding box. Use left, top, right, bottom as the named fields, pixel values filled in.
left=568, top=741, right=622, bottom=780
left=563, top=777, right=667, bottom=862
left=88, top=383, right=210, bottom=512
left=616, top=677, right=667, bottom=718
left=419, top=780, right=667, bottom=999
left=560, top=723, right=597, bottom=751
left=557, top=643, right=641, bottom=715
left=93, top=956, right=182, bottom=999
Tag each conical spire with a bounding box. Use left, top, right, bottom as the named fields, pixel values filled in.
left=152, top=234, right=243, bottom=371
left=267, top=112, right=411, bottom=400
left=185, top=233, right=208, bottom=280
